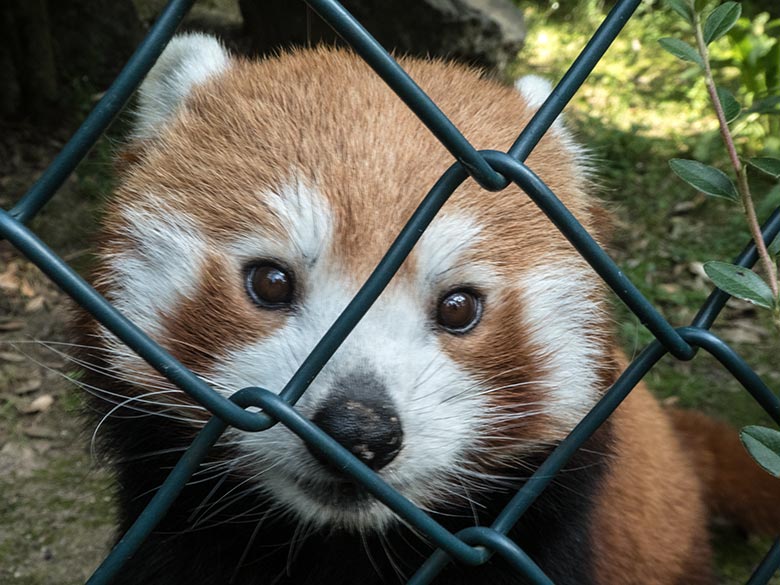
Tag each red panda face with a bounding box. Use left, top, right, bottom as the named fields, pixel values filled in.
left=88, top=34, right=616, bottom=533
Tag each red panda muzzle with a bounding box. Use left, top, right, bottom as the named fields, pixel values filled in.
left=309, top=374, right=404, bottom=472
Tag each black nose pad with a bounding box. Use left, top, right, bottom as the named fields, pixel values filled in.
left=309, top=381, right=403, bottom=472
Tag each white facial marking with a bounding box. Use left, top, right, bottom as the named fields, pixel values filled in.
left=94, top=203, right=208, bottom=399
left=519, top=261, right=606, bottom=428
left=102, top=203, right=206, bottom=336
left=227, top=179, right=333, bottom=271
left=207, top=202, right=493, bottom=532
left=415, top=213, right=498, bottom=290
left=210, top=281, right=486, bottom=532
left=135, top=33, right=230, bottom=139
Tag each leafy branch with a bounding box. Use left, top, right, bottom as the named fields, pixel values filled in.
left=662, top=0, right=780, bottom=331
left=663, top=0, right=780, bottom=478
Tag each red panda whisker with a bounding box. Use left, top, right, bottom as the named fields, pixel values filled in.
left=229, top=511, right=268, bottom=585
left=377, top=530, right=409, bottom=583
left=360, top=530, right=386, bottom=581
left=90, top=389, right=208, bottom=457
left=13, top=339, right=185, bottom=394
left=191, top=460, right=289, bottom=529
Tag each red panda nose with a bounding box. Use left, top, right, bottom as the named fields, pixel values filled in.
left=309, top=375, right=403, bottom=472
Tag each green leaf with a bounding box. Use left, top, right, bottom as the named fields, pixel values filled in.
left=703, top=2, right=742, bottom=44
left=703, top=261, right=776, bottom=308
left=716, top=86, right=741, bottom=123
left=666, top=0, right=694, bottom=24
left=748, top=96, right=780, bottom=115
left=748, top=157, right=780, bottom=178
left=669, top=159, right=738, bottom=200
left=740, top=426, right=780, bottom=478
left=769, top=234, right=780, bottom=257
left=658, top=38, right=704, bottom=68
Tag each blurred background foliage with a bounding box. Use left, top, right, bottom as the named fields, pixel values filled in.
left=516, top=2, right=780, bottom=580
left=509, top=0, right=778, bottom=415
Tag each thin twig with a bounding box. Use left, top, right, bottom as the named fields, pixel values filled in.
left=692, top=10, right=779, bottom=300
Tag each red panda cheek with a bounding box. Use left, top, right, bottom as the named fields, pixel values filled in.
left=437, top=289, right=560, bottom=449
left=161, top=251, right=286, bottom=373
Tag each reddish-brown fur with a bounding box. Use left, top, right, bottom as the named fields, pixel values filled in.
left=669, top=409, right=780, bottom=536
left=96, top=47, right=606, bottom=422
left=592, top=373, right=714, bottom=584
left=79, top=46, right=779, bottom=584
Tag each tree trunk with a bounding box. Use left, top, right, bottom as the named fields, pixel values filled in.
left=0, top=0, right=142, bottom=123
left=4, top=0, right=58, bottom=121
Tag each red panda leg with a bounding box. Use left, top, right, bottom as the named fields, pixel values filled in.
left=590, top=384, right=714, bottom=585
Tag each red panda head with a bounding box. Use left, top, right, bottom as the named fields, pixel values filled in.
left=87, top=33, right=615, bottom=533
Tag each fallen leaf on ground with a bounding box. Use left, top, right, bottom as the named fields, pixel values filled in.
left=0, top=263, right=20, bottom=290
left=25, top=296, right=45, bottom=312
left=14, top=378, right=42, bottom=395
left=19, top=280, right=36, bottom=297
left=23, top=394, right=54, bottom=414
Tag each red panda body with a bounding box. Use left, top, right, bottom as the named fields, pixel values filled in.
left=75, top=35, right=776, bottom=584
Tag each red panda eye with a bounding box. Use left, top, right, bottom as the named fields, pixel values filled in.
left=246, top=263, right=294, bottom=308
left=436, top=289, right=482, bottom=333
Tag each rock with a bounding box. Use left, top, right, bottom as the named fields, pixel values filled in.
left=23, top=394, right=54, bottom=414
left=239, top=0, right=526, bottom=71
left=23, top=425, right=58, bottom=439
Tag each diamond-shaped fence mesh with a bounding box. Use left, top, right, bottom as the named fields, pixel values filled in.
left=1, top=0, right=779, bottom=583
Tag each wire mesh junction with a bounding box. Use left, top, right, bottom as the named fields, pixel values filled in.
left=1, top=0, right=779, bottom=583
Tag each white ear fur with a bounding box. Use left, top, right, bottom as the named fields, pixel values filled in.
left=515, top=74, right=569, bottom=134
left=514, top=75, right=554, bottom=109
left=515, top=74, right=591, bottom=170
left=134, top=33, right=230, bottom=139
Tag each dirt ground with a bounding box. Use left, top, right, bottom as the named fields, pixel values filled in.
left=0, top=120, right=118, bottom=584
left=0, top=250, right=115, bottom=584
left=0, top=129, right=114, bottom=585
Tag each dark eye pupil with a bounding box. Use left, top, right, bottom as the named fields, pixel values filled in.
left=437, top=290, right=480, bottom=332
left=248, top=264, right=293, bottom=307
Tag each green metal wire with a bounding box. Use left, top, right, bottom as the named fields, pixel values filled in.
left=1, top=0, right=777, bottom=583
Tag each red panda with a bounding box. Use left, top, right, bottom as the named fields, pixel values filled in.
left=75, top=33, right=780, bottom=584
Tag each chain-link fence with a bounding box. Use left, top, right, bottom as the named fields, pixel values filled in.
left=2, top=0, right=779, bottom=583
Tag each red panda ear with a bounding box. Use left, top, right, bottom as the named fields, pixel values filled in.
left=133, top=33, right=231, bottom=140
left=514, top=74, right=571, bottom=134
left=514, top=75, right=554, bottom=110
